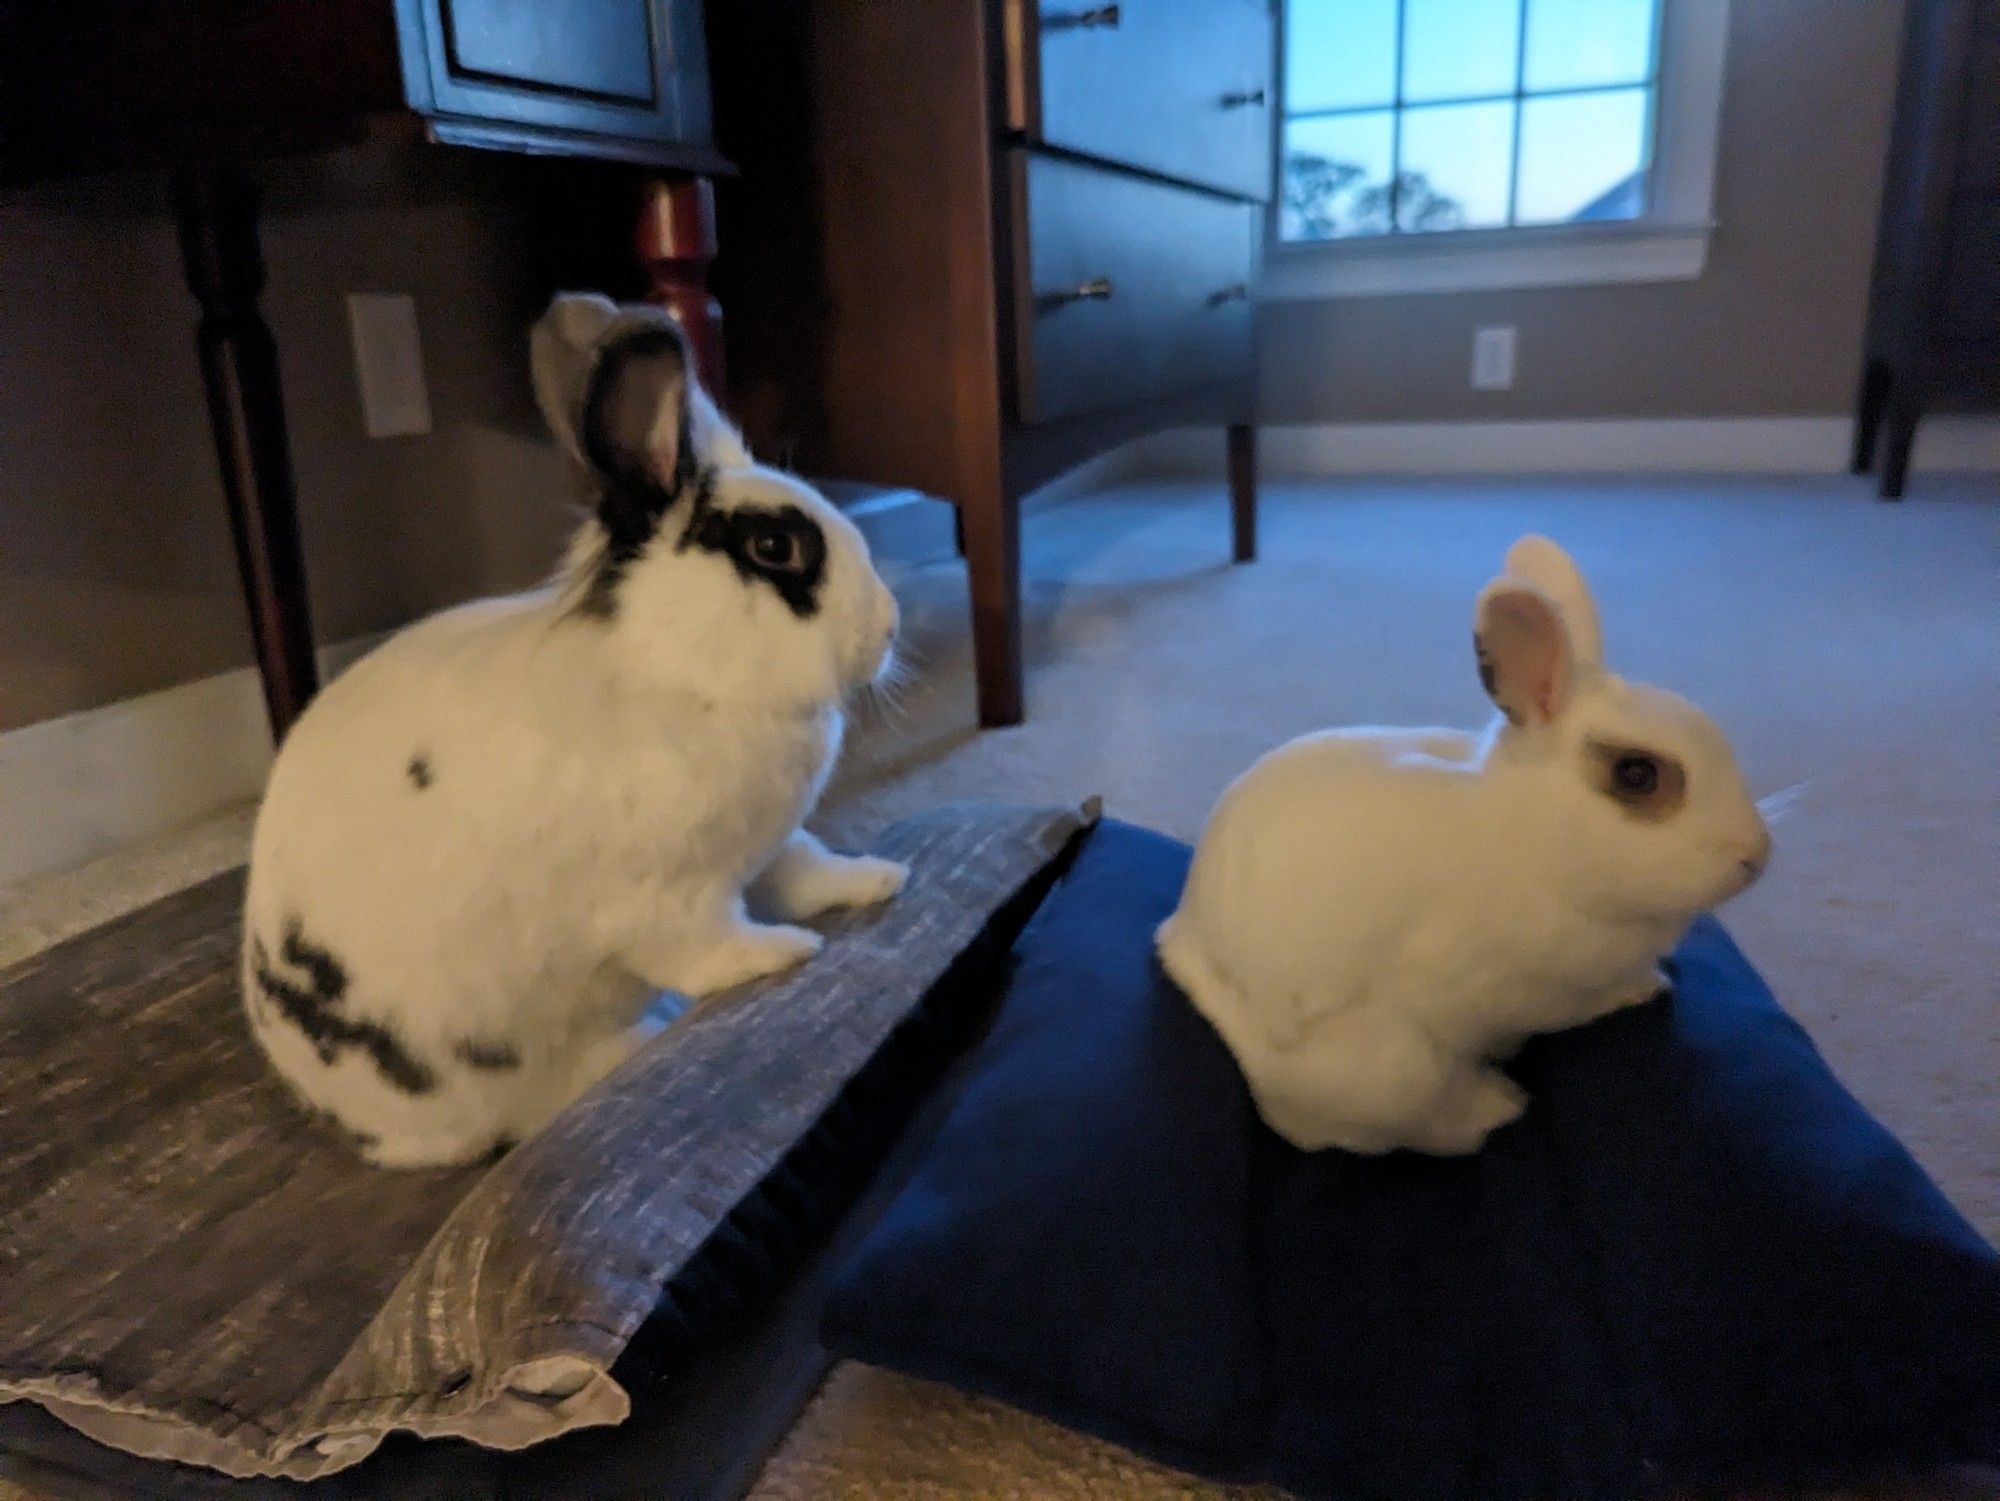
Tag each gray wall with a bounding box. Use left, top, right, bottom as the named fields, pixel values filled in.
left=1259, top=0, right=1906, bottom=424
left=0, top=144, right=568, bottom=734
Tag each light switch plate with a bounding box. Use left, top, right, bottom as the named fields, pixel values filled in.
left=1471, top=326, right=1517, bottom=391
left=346, top=294, right=433, bottom=438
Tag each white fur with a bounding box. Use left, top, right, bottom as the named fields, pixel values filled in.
left=1157, top=536, right=1771, bottom=1156
left=242, top=296, right=904, bottom=1169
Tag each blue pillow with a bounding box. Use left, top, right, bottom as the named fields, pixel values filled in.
left=825, top=820, right=2000, bottom=1501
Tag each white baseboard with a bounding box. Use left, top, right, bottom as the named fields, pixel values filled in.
left=835, top=447, right=1147, bottom=571
left=1021, top=444, right=1150, bottom=511
left=1122, top=415, right=2000, bottom=478
left=0, top=637, right=381, bottom=888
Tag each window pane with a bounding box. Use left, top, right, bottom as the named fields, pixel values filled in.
left=1515, top=87, right=1651, bottom=223
left=1401, top=0, right=1523, bottom=105
left=1282, top=112, right=1397, bottom=239
left=1286, top=0, right=1399, bottom=113
left=1396, top=100, right=1515, bottom=230
left=1524, top=0, right=1657, bottom=91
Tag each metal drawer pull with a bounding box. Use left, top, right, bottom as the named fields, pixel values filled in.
left=1207, top=283, right=1250, bottom=307
left=1221, top=88, right=1268, bottom=109
left=1038, top=277, right=1115, bottom=312
left=1043, top=4, right=1122, bottom=32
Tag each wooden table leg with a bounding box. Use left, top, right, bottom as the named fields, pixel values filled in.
left=960, top=479, right=1024, bottom=728
left=1879, top=397, right=1919, bottom=501
left=172, top=158, right=319, bottom=740
left=1227, top=421, right=1258, bottom=563
left=1851, top=358, right=1890, bottom=475
left=636, top=175, right=726, bottom=397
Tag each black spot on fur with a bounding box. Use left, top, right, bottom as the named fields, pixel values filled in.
left=251, top=919, right=437, bottom=1095
left=579, top=470, right=681, bottom=619
left=454, top=1038, right=522, bottom=1071
left=1474, top=632, right=1521, bottom=724
left=678, top=473, right=828, bottom=618
left=406, top=754, right=433, bottom=790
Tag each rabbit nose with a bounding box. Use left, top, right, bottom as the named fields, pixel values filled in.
left=1738, top=827, right=1773, bottom=881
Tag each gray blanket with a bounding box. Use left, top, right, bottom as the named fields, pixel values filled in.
left=0, top=801, right=1090, bottom=1481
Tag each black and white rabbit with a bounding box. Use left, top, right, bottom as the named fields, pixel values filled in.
left=241, top=294, right=905, bottom=1168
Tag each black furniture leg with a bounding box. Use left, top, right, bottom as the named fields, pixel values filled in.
left=1880, top=397, right=1919, bottom=501
left=1227, top=421, right=1257, bottom=563
left=1851, top=358, right=1891, bottom=475
left=173, top=159, right=319, bottom=739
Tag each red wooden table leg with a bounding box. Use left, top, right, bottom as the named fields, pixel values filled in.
left=961, top=474, right=1024, bottom=728
left=173, top=158, right=319, bottom=741
left=636, top=176, right=725, bottom=398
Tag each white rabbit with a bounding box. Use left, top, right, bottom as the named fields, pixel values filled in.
left=241, top=294, right=906, bottom=1169
left=1157, top=536, right=1771, bottom=1157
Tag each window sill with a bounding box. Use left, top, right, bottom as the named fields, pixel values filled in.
left=1257, top=219, right=1715, bottom=301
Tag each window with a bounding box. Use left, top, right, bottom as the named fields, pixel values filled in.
left=1282, top=0, right=1662, bottom=241
left=1266, top=0, right=1731, bottom=298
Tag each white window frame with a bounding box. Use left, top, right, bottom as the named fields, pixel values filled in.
left=1260, top=0, right=1731, bottom=300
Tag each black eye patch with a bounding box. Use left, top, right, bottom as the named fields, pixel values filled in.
left=679, top=494, right=828, bottom=617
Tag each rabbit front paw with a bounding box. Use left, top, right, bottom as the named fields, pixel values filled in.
left=789, top=854, right=907, bottom=915
left=1592, top=965, right=1673, bottom=1020
left=753, top=830, right=908, bottom=920
left=1411, top=1067, right=1527, bottom=1156
left=678, top=922, right=824, bottom=995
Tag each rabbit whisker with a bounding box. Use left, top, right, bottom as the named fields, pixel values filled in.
left=1755, top=782, right=1809, bottom=825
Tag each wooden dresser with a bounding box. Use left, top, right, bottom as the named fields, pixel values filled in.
left=709, top=1, right=1275, bottom=725
left=1853, top=0, right=2000, bottom=499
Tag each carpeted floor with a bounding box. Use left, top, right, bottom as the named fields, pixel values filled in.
left=2, top=475, right=1994, bottom=1500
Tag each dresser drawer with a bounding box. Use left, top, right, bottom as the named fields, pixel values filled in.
left=1011, top=153, right=1256, bottom=425
left=397, top=0, right=714, bottom=155
left=1009, top=0, right=1274, bottom=201
left=1941, top=191, right=2000, bottom=333
left=1954, top=10, right=2000, bottom=196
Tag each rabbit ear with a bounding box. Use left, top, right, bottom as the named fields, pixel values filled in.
left=1474, top=580, right=1574, bottom=726
left=1502, top=535, right=1603, bottom=665
left=531, top=293, right=620, bottom=464
left=576, top=317, right=694, bottom=492
left=531, top=295, right=700, bottom=490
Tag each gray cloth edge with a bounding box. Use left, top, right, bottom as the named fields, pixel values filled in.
left=1, top=800, right=1097, bottom=1482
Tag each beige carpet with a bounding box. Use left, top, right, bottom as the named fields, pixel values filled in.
left=3, top=475, right=1995, bottom=1499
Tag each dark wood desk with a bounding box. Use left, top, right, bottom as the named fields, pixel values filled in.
left=1, top=0, right=729, bottom=737
left=710, top=0, right=1271, bottom=727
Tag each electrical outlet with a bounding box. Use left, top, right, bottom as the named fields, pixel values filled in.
left=347, top=293, right=433, bottom=437
left=1471, top=326, right=1516, bottom=391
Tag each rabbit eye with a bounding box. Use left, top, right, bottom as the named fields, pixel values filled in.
left=1588, top=742, right=1687, bottom=820
left=1614, top=755, right=1660, bottom=795
left=682, top=498, right=828, bottom=616
left=746, top=525, right=803, bottom=572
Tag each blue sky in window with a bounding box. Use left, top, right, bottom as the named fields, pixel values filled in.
left=1282, top=0, right=1660, bottom=238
